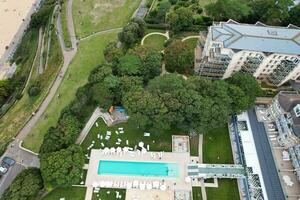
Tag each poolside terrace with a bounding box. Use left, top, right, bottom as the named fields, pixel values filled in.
left=85, top=149, right=192, bottom=192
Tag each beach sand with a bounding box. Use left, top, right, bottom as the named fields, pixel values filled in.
left=0, top=0, right=37, bottom=60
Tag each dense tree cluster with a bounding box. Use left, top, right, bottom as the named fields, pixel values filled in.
left=205, top=0, right=298, bottom=26
left=118, top=17, right=146, bottom=47
left=122, top=72, right=261, bottom=133
left=164, top=40, right=194, bottom=74
left=40, top=145, right=84, bottom=186
left=1, top=168, right=43, bottom=200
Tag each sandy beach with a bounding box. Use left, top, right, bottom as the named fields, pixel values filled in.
left=0, top=0, right=38, bottom=63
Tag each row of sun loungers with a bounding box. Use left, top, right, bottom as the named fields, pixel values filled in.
left=92, top=180, right=167, bottom=191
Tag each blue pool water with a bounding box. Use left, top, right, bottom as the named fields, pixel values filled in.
left=98, top=160, right=179, bottom=177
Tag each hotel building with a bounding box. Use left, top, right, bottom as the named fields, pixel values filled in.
left=197, top=19, right=300, bottom=86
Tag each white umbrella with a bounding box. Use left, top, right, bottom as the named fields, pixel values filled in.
left=117, top=147, right=122, bottom=153
left=126, top=182, right=132, bottom=189
left=146, top=182, right=152, bottom=190
left=107, top=181, right=113, bottom=187
left=139, top=182, right=146, bottom=190
left=185, top=176, right=192, bottom=183
left=138, top=141, right=144, bottom=148
left=110, top=147, right=116, bottom=154
left=141, top=148, right=147, bottom=154
left=160, top=184, right=166, bottom=191
left=133, top=180, right=139, bottom=188
left=153, top=181, right=160, bottom=189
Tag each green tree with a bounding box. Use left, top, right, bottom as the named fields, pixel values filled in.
left=88, top=64, right=113, bottom=84
left=141, top=51, right=162, bottom=83
left=40, top=145, right=84, bottom=186
left=91, top=82, right=114, bottom=110
left=40, top=127, right=63, bottom=154
left=164, top=40, right=193, bottom=74
left=205, top=0, right=251, bottom=21
left=167, top=7, right=194, bottom=33
left=1, top=168, right=43, bottom=200
left=228, top=85, right=249, bottom=114
left=118, top=18, right=146, bottom=47
left=226, top=72, right=262, bottom=105
left=287, top=4, right=300, bottom=26
left=117, top=54, right=142, bottom=76
left=103, top=42, right=123, bottom=63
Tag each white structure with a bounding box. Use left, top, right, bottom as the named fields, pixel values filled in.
left=197, top=19, right=300, bottom=86
left=237, top=112, right=268, bottom=200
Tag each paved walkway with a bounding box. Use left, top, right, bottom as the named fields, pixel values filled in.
left=76, top=107, right=114, bottom=144
left=141, top=31, right=169, bottom=45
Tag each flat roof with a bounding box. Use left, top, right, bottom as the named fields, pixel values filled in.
left=247, top=109, right=285, bottom=200
left=212, top=20, right=300, bottom=55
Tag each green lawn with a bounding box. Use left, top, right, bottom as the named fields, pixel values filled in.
left=42, top=187, right=86, bottom=200
left=190, top=135, right=199, bottom=156
left=143, top=34, right=167, bottom=51
left=192, top=187, right=203, bottom=200
left=23, top=33, right=118, bottom=153
left=202, top=125, right=239, bottom=200
left=73, top=0, right=141, bottom=38
left=92, top=188, right=126, bottom=200
left=0, top=28, right=62, bottom=152
left=206, top=179, right=240, bottom=200
left=61, top=0, right=72, bottom=48
left=81, top=118, right=184, bottom=158
left=203, top=125, right=234, bottom=164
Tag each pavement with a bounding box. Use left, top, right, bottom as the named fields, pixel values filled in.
left=247, top=108, right=285, bottom=200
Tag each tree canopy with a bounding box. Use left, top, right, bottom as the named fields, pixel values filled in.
left=40, top=145, right=84, bottom=186
left=118, top=17, right=146, bottom=47
left=164, top=40, right=194, bottom=75
left=1, top=168, right=43, bottom=200
left=167, top=7, right=194, bottom=33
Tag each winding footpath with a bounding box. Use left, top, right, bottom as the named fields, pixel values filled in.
left=0, top=0, right=77, bottom=195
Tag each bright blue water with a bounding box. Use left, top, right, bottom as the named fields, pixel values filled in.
left=98, top=160, right=179, bottom=177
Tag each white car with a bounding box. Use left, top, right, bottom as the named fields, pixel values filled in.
left=0, top=165, right=8, bottom=174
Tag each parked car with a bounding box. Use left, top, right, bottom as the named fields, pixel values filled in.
left=2, top=157, right=15, bottom=167
left=0, top=165, right=8, bottom=174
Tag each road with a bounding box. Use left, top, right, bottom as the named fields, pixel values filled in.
left=0, top=0, right=77, bottom=196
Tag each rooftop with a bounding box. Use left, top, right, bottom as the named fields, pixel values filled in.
left=211, top=19, right=300, bottom=55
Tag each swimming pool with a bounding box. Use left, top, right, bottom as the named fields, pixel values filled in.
left=98, top=160, right=179, bottom=177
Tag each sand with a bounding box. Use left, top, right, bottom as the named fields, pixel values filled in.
left=0, top=0, right=37, bottom=61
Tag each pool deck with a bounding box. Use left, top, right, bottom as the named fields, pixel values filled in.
left=85, top=149, right=192, bottom=192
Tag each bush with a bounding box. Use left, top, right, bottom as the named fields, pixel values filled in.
left=28, top=82, right=41, bottom=97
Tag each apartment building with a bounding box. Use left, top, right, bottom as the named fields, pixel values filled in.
left=197, top=19, right=300, bottom=86
left=267, top=91, right=300, bottom=181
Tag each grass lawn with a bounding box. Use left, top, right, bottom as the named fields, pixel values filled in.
left=203, top=125, right=239, bottom=200
left=203, top=125, right=234, bottom=164
left=206, top=179, right=240, bottom=200
left=23, top=32, right=118, bottom=153
left=192, top=187, right=203, bottom=200
left=143, top=34, right=167, bottom=51
left=0, top=29, right=62, bottom=152
left=61, top=0, right=72, bottom=48
left=190, top=135, right=199, bottom=156
left=92, top=188, right=126, bottom=200
left=42, top=187, right=86, bottom=200
left=73, top=0, right=141, bottom=38
left=81, top=118, right=184, bottom=159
